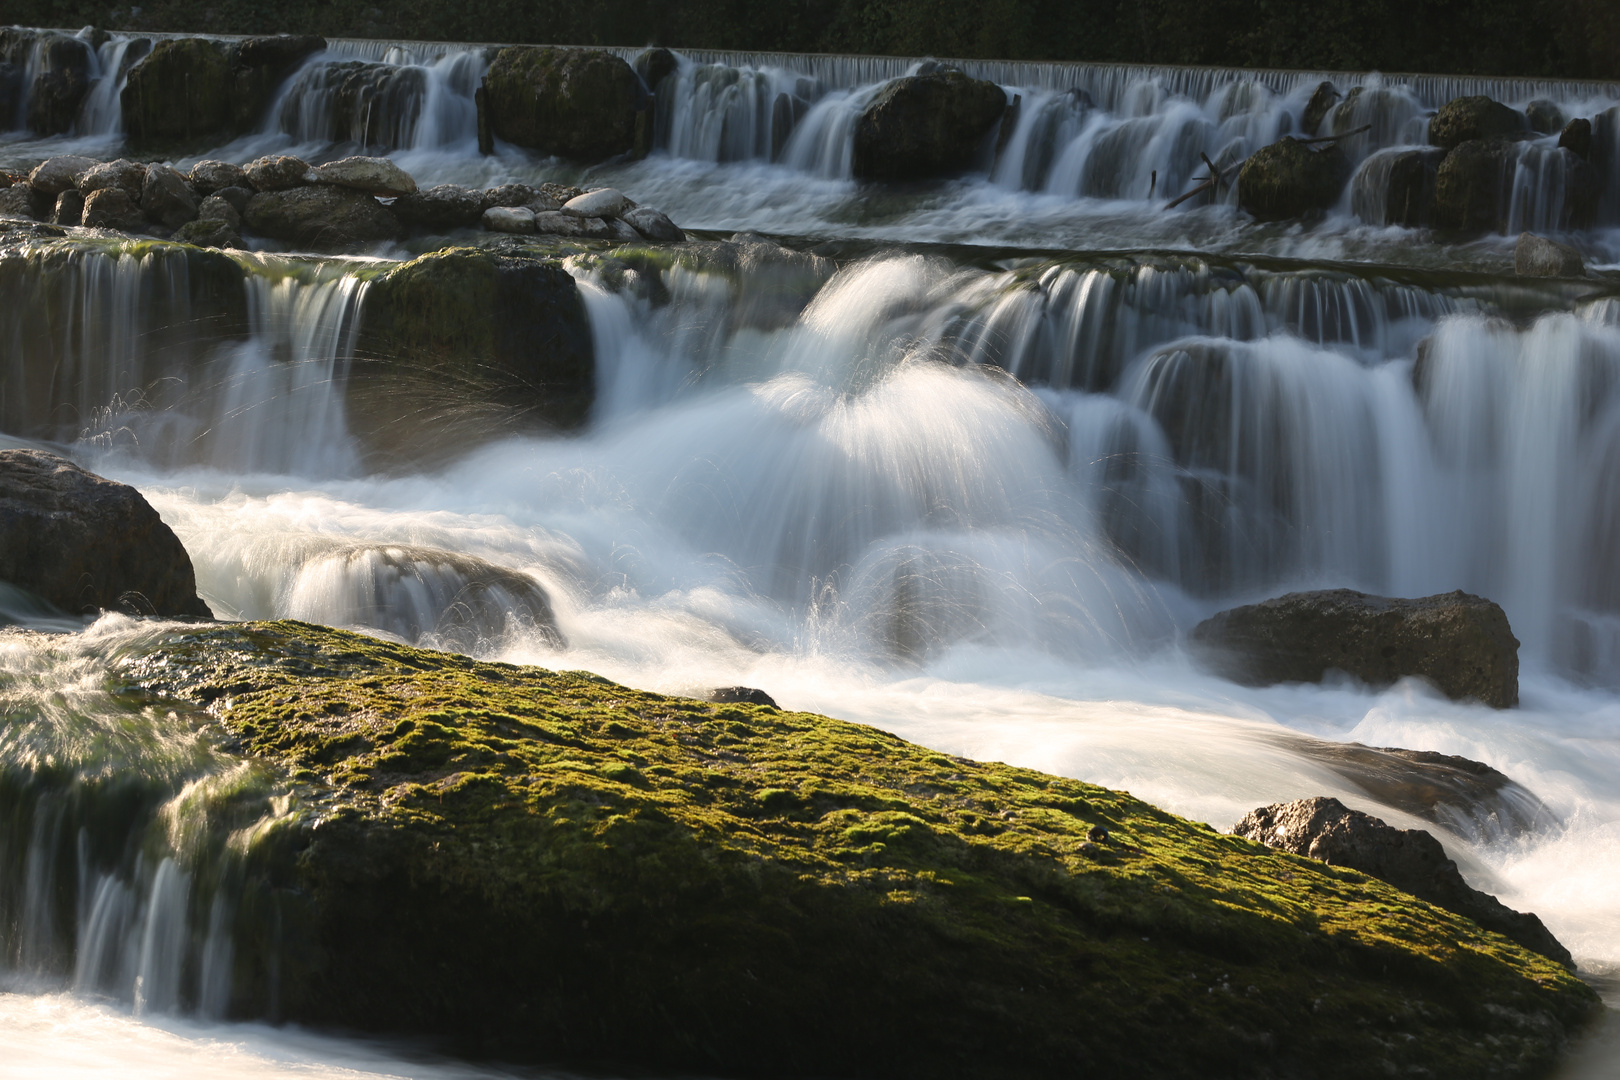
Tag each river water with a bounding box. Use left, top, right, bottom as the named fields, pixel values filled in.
left=2, top=29, right=1620, bottom=1077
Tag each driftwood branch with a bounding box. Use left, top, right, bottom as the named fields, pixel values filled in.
left=1165, top=154, right=1238, bottom=210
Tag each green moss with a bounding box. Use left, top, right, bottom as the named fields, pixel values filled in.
left=111, top=620, right=1601, bottom=1078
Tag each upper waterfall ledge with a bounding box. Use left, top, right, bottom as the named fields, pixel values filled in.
left=109, top=619, right=1601, bottom=1079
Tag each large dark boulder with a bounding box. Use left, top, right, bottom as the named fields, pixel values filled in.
left=278, top=60, right=426, bottom=147
left=122, top=37, right=234, bottom=143
left=140, top=164, right=200, bottom=230
left=633, top=46, right=678, bottom=94
left=24, top=33, right=94, bottom=135
left=1237, top=137, right=1352, bottom=220
left=243, top=185, right=401, bottom=251
left=1433, top=137, right=1518, bottom=233
left=1301, top=80, right=1339, bottom=137
left=352, top=247, right=594, bottom=466
left=482, top=46, right=639, bottom=162
left=0, top=449, right=210, bottom=617
left=1559, top=117, right=1592, bottom=159
left=230, top=34, right=325, bottom=131
left=1191, top=588, right=1519, bottom=707
left=1234, top=797, right=1571, bottom=967
left=1429, top=95, right=1527, bottom=151
left=851, top=69, right=1007, bottom=182
left=391, top=183, right=484, bottom=230
left=1351, top=146, right=1444, bottom=227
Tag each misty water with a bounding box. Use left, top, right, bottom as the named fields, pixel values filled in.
left=3, top=26, right=1620, bottom=1077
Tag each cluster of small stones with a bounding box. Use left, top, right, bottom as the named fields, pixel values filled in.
left=0, top=152, right=683, bottom=251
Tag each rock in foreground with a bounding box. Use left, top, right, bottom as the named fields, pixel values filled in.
left=1191, top=589, right=1519, bottom=707
left=115, top=620, right=1597, bottom=1080
left=1233, top=796, right=1571, bottom=966
left=0, top=449, right=211, bottom=617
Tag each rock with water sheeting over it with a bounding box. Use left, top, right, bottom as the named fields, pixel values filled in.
left=121, top=37, right=234, bottom=143
left=24, top=33, right=93, bottom=136
left=312, top=155, right=418, bottom=197
left=1515, top=232, right=1585, bottom=277
left=1559, top=117, right=1592, bottom=159
left=1433, top=137, right=1517, bottom=233
left=27, top=154, right=98, bottom=196
left=1191, top=588, right=1519, bottom=707
left=244, top=185, right=401, bottom=251
left=230, top=34, right=326, bottom=131
left=140, top=164, right=200, bottom=230
left=1233, top=796, right=1571, bottom=966
left=0, top=449, right=211, bottom=617
left=1352, top=146, right=1444, bottom=227
left=852, top=68, right=1007, bottom=182
left=482, top=46, right=640, bottom=162
left=1238, top=136, right=1352, bottom=220
left=1301, top=80, right=1339, bottom=136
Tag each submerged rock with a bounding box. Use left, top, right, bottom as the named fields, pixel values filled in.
left=1352, top=146, right=1444, bottom=227
left=1429, top=95, right=1528, bottom=151
left=482, top=46, right=640, bottom=162
left=1516, top=231, right=1585, bottom=277
left=121, top=37, right=234, bottom=143
left=101, top=619, right=1598, bottom=1078
left=1525, top=98, right=1566, bottom=135
left=851, top=68, right=1007, bottom=182
left=1191, top=588, right=1519, bottom=707
left=1233, top=796, right=1572, bottom=966
left=1237, top=137, right=1352, bottom=220
left=0, top=449, right=211, bottom=617
left=352, top=247, right=593, bottom=465
left=633, top=46, right=679, bottom=94
left=244, top=185, right=400, bottom=250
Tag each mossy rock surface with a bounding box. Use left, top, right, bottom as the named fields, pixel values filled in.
left=1434, top=137, right=1518, bottom=234
left=117, top=620, right=1601, bottom=1080
left=852, top=69, right=1008, bottom=182
left=1238, top=137, right=1352, bottom=221
left=482, top=46, right=639, bottom=162
left=121, top=37, right=234, bottom=143
left=352, top=246, right=594, bottom=467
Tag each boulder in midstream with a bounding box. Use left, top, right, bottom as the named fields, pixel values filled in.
left=121, top=37, right=234, bottom=143
left=311, top=156, right=418, bottom=197
left=1191, top=588, right=1520, bottom=707
left=172, top=217, right=241, bottom=249
left=230, top=33, right=326, bottom=130
left=1237, top=137, right=1352, bottom=220
left=51, top=189, right=83, bottom=226
left=75, top=158, right=147, bottom=199
left=23, top=33, right=94, bottom=136
left=1301, top=80, right=1339, bottom=136
left=0, top=449, right=211, bottom=617
left=1432, top=137, right=1518, bottom=233
left=1559, top=117, right=1592, bottom=159
left=851, top=68, right=1007, bottom=182
left=1515, top=231, right=1585, bottom=277
left=1429, top=94, right=1528, bottom=151
left=350, top=246, right=593, bottom=466
left=243, top=154, right=317, bottom=192
left=622, top=205, right=684, bottom=242
left=1233, top=796, right=1572, bottom=966
left=481, top=46, right=640, bottom=162
left=1351, top=146, right=1444, bottom=227
left=562, top=187, right=633, bottom=218
left=1525, top=98, right=1566, bottom=135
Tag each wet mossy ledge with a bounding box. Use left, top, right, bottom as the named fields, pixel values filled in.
left=114, top=620, right=1600, bottom=1079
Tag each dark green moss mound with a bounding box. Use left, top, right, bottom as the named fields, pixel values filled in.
left=121, top=37, right=234, bottom=143
left=482, top=46, right=639, bottom=162
left=1430, top=95, right=1528, bottom=151
left=1434, top=138, right=1518, bottom=234
left=1238, top=137, right=1352, bottom=221
left=120, top=620, right=1600, bottom=1080
left=852, top=69, right=1008, bottom=182
left=352, top=246, right=594, bottom=467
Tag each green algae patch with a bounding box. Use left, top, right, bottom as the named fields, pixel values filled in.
left=117, top=620, right=1600, bottom=1079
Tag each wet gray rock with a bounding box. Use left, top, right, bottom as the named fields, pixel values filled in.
left=173, top=217, right=241, bottom=249
left=244, top=185, right=402, bottom=250
left=230, top=34, right=326, bottom=131
left=533, top=211, right=613, bottom=238
left=1558, top=117, right=1592, bottom=160
left=852, top=68, right=1007, bottom=182
left=1302, top=81, right=1339, bottom=136
left=195, top=193, right=242, bottom=230
left=188, top=159, right=249, bottom=195
left=76, top=158, right=147, bottom=199
left=1429, top=95, right=1528, bottom=151
left=482, top=46, right=640, bottom=162
left=482, top=206, right=536, bottom=233
left=481, top=183, right=538, bottom=210
left=140, top=164, right=199, bottom=230
left=0, top=449, right=211, bottom=618
left=1433, top=137, right=1518, bottom=233
left=1233, top=796, right=1571, bottom=967
left=622, top=205, right=684, bottom=242
left=711, top=686, right=778, bottom=708
left=1515, top=232, right=1585, bottom=277
left=209, top=185, right=254, bottom=217
left=51, top=189, right=84, bottom=226
left=312, top=155, right=418, bottom=197
left=1191, top=588, right=1519, bottom=708
left=391, top=184, right=483, bottom=230
left=81, top=187, right=148, bottom=231
left=27, top=154, right=98, bottom=196
left=563, top=187, right=632, bottom=219
left=0, top=184, right=38, bottom=220
left=243, top=154, right=316, bottom=192
left=1525, top=99, right=1566, bottom=135
left=1238, top=137, right=1352, bottom=220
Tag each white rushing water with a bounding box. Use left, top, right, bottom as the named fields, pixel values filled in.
left=3, top=28, right=1620, bottom=1078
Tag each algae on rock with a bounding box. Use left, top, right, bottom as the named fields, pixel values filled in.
left=109, top=619, right=1600, bottom=1080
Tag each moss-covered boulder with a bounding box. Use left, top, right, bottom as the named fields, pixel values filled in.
left=121, top=37, right=234, bottom=144
left=230, top=34, right=325, bottom=131
left=482, top=46, right=639, bottom=162
left=351, top=247, right=593, bottom=466
left=1237, top=136, right=1352, bottom=221
left=114, top=620, right=1600, bottom=1079
left=1433, top=137, right=1518, bottom=233
left=1351, top=146, right=1444, bottom=227
left=1429, top=95, right=1528, bottom=151
left=24, top=32, right=94, bottom=136
left=852, top=68, right=1008, bottom=182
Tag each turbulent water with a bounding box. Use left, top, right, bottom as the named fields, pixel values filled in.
left=3, top=26, right=1620, bottom=1078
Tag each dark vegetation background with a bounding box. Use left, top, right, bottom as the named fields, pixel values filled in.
left=7, top=0, right=1620, bottom=78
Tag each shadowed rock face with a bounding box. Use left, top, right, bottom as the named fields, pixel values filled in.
left=482, top=46, right=639, bottom=162
left=1191, top=588, right=1520, bottom=707
left=1233, top=796, right=1571, bottom=967
left=1238, top=137, right=1351, bottom=220
left=852, top=69, right=1007, bottom=182
left=0, top=449, right=211, bottom=618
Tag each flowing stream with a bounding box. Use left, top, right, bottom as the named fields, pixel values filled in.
left=3, top=31, right=1620, bottom=1079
